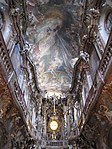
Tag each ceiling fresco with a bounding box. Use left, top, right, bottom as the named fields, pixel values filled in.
left=26, top=0, right=82, bottom=97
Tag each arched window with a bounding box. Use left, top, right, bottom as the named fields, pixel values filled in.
left=105, top=11, right=112, bottom=34
left=0, top=10, right=5, bottom=30
left=99, top=6, right=112, bottom=46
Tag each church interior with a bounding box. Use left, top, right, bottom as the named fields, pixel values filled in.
left=0, top=0, right=112, bottom=148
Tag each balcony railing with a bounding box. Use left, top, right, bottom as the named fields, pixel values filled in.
left=0, top=31, right=13, bottom=78
left=78, top=31, right=112, bottom=132
left=0, top=30, right=37, bottom=139
left=0, top=30, right=28, bottom=116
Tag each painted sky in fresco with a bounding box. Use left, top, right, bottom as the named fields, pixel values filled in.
left=27, top=10, right=74, bottom=97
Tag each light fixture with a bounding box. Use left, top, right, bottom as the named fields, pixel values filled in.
left=50, top=120, right=58, bottom=131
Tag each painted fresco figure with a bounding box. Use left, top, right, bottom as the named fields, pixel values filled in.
left=27, top=6, right=79, bottom=97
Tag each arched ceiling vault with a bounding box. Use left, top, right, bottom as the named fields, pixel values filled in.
left=26, top=0, right=82, bottom=98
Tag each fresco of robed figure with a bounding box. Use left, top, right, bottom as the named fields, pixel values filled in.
left=27, top=7, right=74, bottom=97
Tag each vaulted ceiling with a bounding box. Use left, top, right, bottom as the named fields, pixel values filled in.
left=25, top=0, right=82, bottom=98
left=0, top=0, right=112, bottom=148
